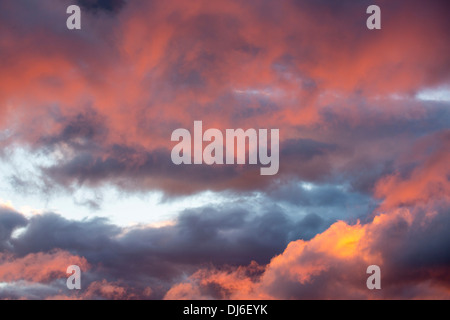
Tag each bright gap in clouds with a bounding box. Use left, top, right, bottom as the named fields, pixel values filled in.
left=416, top=87, right=450, bottom=102
left=0, top=182, right=232, bottom=227
left=0, top=148, right=231, bottom=226
left=0, top=147, right=272, bottom=227
left=0, top=148, right=375, bottom=228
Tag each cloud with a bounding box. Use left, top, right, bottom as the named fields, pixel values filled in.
left=0, top=0, right=449, bottom=197
left=164, top=135, right=450, bottom=299
left=0, top=206, right=28, bottom=251
left=2, top=153, right=450, bottom=300
left=165, top=203, right=450, bottom=300
left=76, top=0, right=127, bottom=14
left=1, top=200, right=333, bottom=299
left=0, top=250, right=89, bottom=283
left=0, top=0, right=449, bottom=300
left=374, top=130, right=450, bottom=209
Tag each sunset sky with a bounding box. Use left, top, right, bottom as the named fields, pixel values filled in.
left=0, top=0, right=449, bottom=299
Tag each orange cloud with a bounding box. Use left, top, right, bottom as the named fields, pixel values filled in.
left=166, top=201, right=450, bottom=299
left=0, top=250, right=89, bottom=283
left=1, top=0, right=448, bottom=147
left=375, top=130, right=450, bottom=209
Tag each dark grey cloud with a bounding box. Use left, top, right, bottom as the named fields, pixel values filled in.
left=77, top=0, right=127, bottom=14
left=0, top=208, right=28, bottom=251
left=17, top=108, right=340, bottom=196
left=370, top=204, right=450, bottom=280
left=1, top=202, right=332, bottom=299
left=11, top=214, right=120, bottom=258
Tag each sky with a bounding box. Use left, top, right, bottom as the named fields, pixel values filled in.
left=0, top=0, right=449, bottom=299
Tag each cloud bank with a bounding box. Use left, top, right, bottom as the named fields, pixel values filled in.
left=0, top=0, right=449, bottom=299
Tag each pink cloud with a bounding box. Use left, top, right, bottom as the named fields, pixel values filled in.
left=0, top=250, right=89, bottom=283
